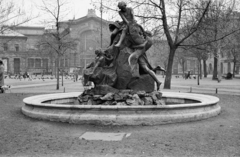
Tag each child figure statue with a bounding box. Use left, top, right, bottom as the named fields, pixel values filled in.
left=114, top=1, right=135, bottom=47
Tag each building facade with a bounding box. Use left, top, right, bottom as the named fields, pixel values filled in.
left=1, top=9, right=238, bottom=76
left=206, top=51, right=240, bottom=75
left=0, top=9, right=110, bottom=75
left=59, top=9, right=110, bottom=74
left=0, top=27, right=51, bottom=75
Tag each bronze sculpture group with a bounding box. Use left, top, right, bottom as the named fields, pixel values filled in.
left=82, top=1, right=165, bottom=96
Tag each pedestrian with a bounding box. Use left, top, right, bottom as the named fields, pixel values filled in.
left=0, top=60, right=5, bottom=93
left=185, top=70, right=191, bottom=79
left=74, top=68, right=79, bottom=82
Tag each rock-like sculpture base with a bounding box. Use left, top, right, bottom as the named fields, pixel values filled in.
left=78, top=88, right=163, bottom=106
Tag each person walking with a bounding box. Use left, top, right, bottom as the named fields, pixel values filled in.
left=74, top=68, right=79, bottom=82
left=0, top=60, right=5, bottom=93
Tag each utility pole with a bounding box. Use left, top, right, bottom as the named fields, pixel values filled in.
left=100, top=0, right=103, bottom=48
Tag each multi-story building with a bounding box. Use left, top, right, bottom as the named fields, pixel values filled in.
left=0, top=9, right=110, bottom=75
left=0, top=26, right=48, bottom=75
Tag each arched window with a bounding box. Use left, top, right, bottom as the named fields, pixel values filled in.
left=15, top=44, right=19, bottom=51
left=80, top=30, right=99, bottom=52
left=28, top=58, right=34, bottom=68
left=35, top=58, right=41, bottom=68
left=3, top=43, right=8, bottom=51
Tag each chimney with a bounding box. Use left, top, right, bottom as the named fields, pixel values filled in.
left=87, top=9, right=96, bottom=17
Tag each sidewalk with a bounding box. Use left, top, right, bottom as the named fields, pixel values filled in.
left=158, top=75, right=240, bottom=95
left=4, top=75, right=240, bottom=95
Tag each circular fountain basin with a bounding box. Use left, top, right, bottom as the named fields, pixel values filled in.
left=22, top=92, right=220, bottom=125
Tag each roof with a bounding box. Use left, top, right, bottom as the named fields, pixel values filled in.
left=11, top=26, right=45, bottom=30
left=0, top=28, right=26, bottom=38
left=10, top=26, right=45, bottom=36
left=60, top=9, right=109, bottom=26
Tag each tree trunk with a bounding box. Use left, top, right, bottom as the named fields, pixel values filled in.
left=182, top=61, right=185, bottom=77
left=198, top=59, right=200, bottom=85
left=164, top=47, right=176, bottom=89
left=203, top=60, right=207, bottom=78
left=200, top=59, right=202, bottom=79
left=233, top=61, right=236, bottom=77
left=56, top=55, right=59, bottom=90
left=217, top=43, right=222, bottom=82
left=74, top=52, right=77, bottom=67
left=62, top=69, right=64, bottom=86
left=212, top=57, right=218, bottom=80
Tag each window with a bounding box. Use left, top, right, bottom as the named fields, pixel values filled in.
left=209, top=53, right=212, bottom=59
left=190, top=60, right=195, bottom=72
left=60, top=58, right=64, bottom=67
left=42, top=59, right=48, bottom=68
left=15, top=44, right=19, bottom=51
left=221, top=52, right=224, bottom=58
left=65, top=58, right=68, bottom=67
left=81, top=31, right=97, bottom=51
left=35, top=58, right=41, bottom=68
left=3, top=43, right=8, bottom=51
left=187, top=60, right=190, bottom=70
left=28, top=58, right=34, bottom=68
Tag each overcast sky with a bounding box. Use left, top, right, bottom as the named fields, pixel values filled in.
left=12, top=0, right=95, bottom=26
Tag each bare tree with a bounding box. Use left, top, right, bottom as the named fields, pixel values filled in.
left=192, top=48, right=209, bottom=84
left=0, top=0, right=34, bottom=41
left=198, top=0, right=236, bottom=82
left=226, top=31, right=240, bottom=77
left=39, top=0, right=77, bottom=90
left=180, top=0, right=240, bottom=82
left=184, top=26, right=210, bottom=78
left=227, top=11, right=240, bottom=77
left=134, top=0, right=213, bottom=88
left=174, top=49, right=189, bottom=77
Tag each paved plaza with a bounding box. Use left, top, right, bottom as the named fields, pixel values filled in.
left=4, top=74, right=240, bottom=94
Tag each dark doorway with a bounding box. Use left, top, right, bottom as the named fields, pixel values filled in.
left=14, top=58, right=20, bottom=74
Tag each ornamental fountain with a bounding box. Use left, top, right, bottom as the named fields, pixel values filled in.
left=22, top=2, right=220, bottom=125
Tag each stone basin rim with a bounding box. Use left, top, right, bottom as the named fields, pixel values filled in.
left=23, top=92, right=219, bottom=109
